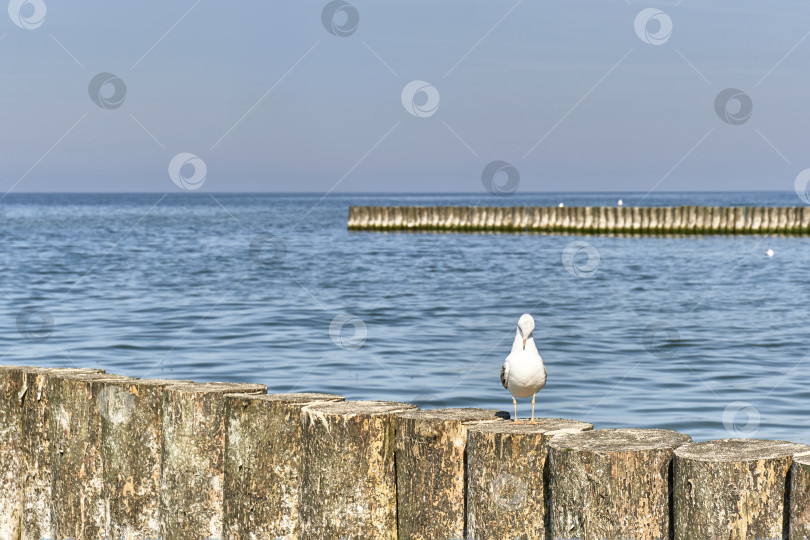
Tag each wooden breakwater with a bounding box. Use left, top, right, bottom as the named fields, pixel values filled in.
left=2, top=366, right=810, bottom=539
left=348, top=205, right=810, bottom=235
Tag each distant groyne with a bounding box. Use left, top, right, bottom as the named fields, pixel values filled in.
left=348, top=205, right=810, bottom=235
left=2, top=365, right=810, bottom=539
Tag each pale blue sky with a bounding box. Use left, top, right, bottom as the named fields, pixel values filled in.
left=2, top=1, right=810, bottom=192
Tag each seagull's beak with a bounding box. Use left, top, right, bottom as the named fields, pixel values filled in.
left=522, top=338, right=527, bottom=350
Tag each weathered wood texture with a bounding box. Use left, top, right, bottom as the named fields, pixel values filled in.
left=548, top=428, right=692, bottom=540
left=791, top=451, right=810, bottom=540
left=18, top=367, right=104, bottom=540
left=49, top=372, right=135, bottom=540
left=99, top=378, right=190, bottom=540
left=674, top=439, right=810, bottom=540
left=395, top=408, right=510, bottom=540
left=466, top=418, right=594, bottom=540
left=348, top=206, right=810, bottom=235
left=299, top=400, right=418, bottom=540
left=160, top=382, right=267, bottom=540
left=0, top=366, right=30, bottom=539
left=223, top=392, right=344, bottom=539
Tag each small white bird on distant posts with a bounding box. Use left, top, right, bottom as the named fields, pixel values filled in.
left=766, top=249, right=774, bottom=257
left=500, top=314, right=547, bottom=424
left=618, top=199, right=623, bottom=207
left=558, top=202, right=564, bottom=208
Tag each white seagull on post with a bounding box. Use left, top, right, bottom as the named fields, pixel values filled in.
left=500, top=314, right=547, bottom=423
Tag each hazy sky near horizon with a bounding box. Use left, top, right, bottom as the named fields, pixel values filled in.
left=3, top=1, right=810, bottom=194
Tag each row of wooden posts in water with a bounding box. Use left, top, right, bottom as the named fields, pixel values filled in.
left=2, top=365, right=810, bottom=539
left=348, top=205, right=810, bottom=235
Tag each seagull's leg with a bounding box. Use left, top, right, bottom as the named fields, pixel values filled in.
left=512, top=396, right=518, bottom=423
left=527, top=394, right=538, bottom=425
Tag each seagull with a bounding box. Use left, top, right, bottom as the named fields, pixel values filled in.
left=558, top=202, right=564, bottom=207
left=618, top=199, right=623, bottom=207
left=500, top=314, right=547, bottom=424
left=766, top=249, right=774, bottom=257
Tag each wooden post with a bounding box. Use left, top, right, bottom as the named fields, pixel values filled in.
left=548, top=428, right=691, bottom=540
left=223, top=392, right=344, bottom=539
left=0, top=366, right=34, bottom=539
left=669, top=207, right=680, bottom=234
left=49, top=372, right=135, bottom=539
left=470, top=207, right=482, bottom=230
left=160, top=382, right=266, bottom=540
left=791, top=451, right=810, bottom=539
left=730, top=207, right=740, bottom=233
left=502, top=207, right=515, bottom=230
left=299, top=400, right=417, bottom=540
left=582, top=207, right=594, bottom=233
left=395, top=408, right=509, bottom=540
left=17, top=367, right=104, bottom=540
left=661, top=207, right=673, bottom=234
left=802, top=207, right=810, bottom=235
left=717, top=207, right=730, bottom=234
left=785, top=207, right=798, bottom=234
left=673, top=438, right=810, bottom=540
left=605, top=206, right=616, bottom=233
left=641, top=207, right=652, bottom=234
left=631, top=207, right=642, bottom=233
left=528, top=207, right=541, bottom=231
left=99, top=377, right=191, bottom=540
left=466, top=418, right=593, bottom=540
left=595, top=207, right=607, bottom=233
left=758, top=207, right=770, bottom=233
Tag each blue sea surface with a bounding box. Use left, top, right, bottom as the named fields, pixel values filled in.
left=2, top=192, right=809, bottom=443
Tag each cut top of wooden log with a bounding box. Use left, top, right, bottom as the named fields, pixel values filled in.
left=467, top=417, right=593, bottom=438
left=796, top=451, right=810, bottom=466
left=674, top=438, right=810, bottom=461
left=396, top=407, right=510, bottom=425
left=302, top=399, right=417, bottom=423
left=252, top=391, right=346, bottom=403
left=165, top=381, right=268, bottom=394
left=548, top=427, right=692, bottom=452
